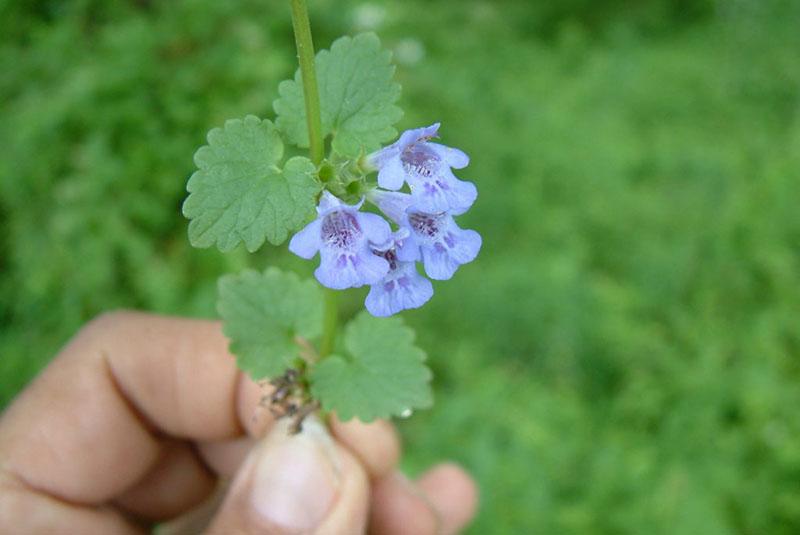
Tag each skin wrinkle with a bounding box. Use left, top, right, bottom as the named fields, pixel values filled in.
left=1, top=467, right=145, bottom=535
left=103, top=352, right=161, bottom=438
left=235, top=371, right=263, bottom=438
left=96, top=312, right=242, bottom=441
left=104, top=325, right=176, bottom=440
left=114, top=441, right=216, bottom=522
left=0, top=477, right=145, bottom=535
left=188, top=441, right=217, bottom=482
left=168, top=341, right=188, bottom=440
left=88, top=320, right=167, bottom=493
left=1, top=460, right=64, bottom=508
left=0, top=354, right=157, bottom=505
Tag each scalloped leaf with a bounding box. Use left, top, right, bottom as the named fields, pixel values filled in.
left=218, top=268, right=323, bottom=380
left=310, top=312, right=432, bottom=422
left=183, top=115, right=321, bottom=252
left=274, top=33, right=403, bottom=158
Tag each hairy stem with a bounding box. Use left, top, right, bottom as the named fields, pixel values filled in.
left=289, top=0, right=338, bottom=356
left=289, top=0, right=324, bottom=166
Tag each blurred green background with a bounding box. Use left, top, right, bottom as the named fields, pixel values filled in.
left=2, top=0, right=800, bottom=532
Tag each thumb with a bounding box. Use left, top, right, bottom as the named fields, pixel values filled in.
left=206, top=417, right=370, bottom=535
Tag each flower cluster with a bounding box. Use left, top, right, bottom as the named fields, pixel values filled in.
left=289, top=123, right=481, bottom=317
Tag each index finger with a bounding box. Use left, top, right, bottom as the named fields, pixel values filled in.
left=0, top=311, right=254, bottom=505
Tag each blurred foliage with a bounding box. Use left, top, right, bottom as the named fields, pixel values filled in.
left=2, top=0, right=800, bottom=533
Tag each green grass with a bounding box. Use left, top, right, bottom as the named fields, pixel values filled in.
left=2, top=1, right=800, bottom=532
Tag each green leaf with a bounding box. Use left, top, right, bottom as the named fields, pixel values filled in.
left=310, top=312, right=432, bottom=422
left=218, top=268, right=323, bottom=380
left=274, top=33, right=403, bottom=158
left=183, top=115, right=321, bottom=252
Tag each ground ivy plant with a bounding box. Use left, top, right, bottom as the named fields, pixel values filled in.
left=182, top=0, right=480, bottom=430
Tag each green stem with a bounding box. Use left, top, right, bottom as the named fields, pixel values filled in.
left=289, top=0, right=324, bottom=166
left=289, top=0, right=338, bottom=356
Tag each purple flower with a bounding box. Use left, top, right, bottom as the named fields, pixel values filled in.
left=367, top=123, right=477, bottom=215
left=370, top=191, right=481, bottom=281
left=365, top=230, right=434, bottom=317
left=289, top=191, right=391, bottom=289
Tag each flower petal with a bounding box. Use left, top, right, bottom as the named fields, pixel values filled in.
left=442, top=172, right=478, bottom=216
left=357, top=212, right=392, bottom=245
left=398, top=122, right=440, bottom=148
left=369, top=190, right=413, bottom=225
left=407, top=179, right=447, bottom=214
left=366, top=146, right=397, bottom=170
left=394, top=269, right=434, bottom=311
left=367, top=123, right=438, bottom=171
left=408, top=171, right=476, bottom=214
left=377, top=156, right=406, bottom=190
left=420, top=243, right=460, bottom=280
left=372, top=228, right=410, bottom=253
left=365, top=285, right=393, bottom=317
left=448, top=228, right=482, bottom=264
left=417, top=222, right=481, bottom=280
left=288, top=219, right=322, bottom=259
left=316, top=190, right=343, bottom=214
left=395, top=233, right=421, bottom=262
left=315, top=250, right=360, bottom=289
left=428, top=142, right=469, bottom=169
left=365, top=264, right=434, bottom=317
left=315, top=248, right=389, bottom=289
left=354, top=250, right=391, bottom=285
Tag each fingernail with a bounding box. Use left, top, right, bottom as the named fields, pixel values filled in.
left=248, top=418, right=340, bottom=533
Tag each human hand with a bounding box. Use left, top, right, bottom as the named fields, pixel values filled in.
left=0, top=312, right=477, bottom=534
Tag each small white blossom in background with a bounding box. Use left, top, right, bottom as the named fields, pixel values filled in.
left=353, top=4, right=386, bottom=31
left=394, top=38, right=425, bottom=66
